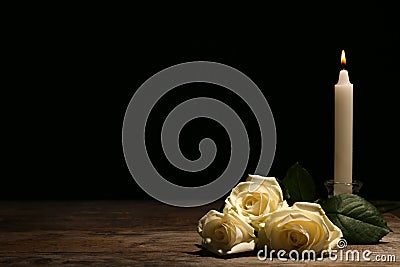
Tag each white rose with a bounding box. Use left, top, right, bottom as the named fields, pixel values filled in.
left=258, top=202, right=343, bottom=254
left=223, top=175, right=288, bottom=229
left=197, top=209, right=255, bottom=255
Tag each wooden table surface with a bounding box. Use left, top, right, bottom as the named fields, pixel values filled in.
left=0, top=200, right=398, bottom=266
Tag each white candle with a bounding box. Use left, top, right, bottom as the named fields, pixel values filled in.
left=334, top=50, right=353, bottom=195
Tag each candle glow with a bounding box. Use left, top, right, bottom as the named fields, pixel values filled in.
left=341, top=50, right=346, bottom=67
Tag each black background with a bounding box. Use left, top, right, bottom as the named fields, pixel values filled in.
left=4, top=3, right=399, bottom=201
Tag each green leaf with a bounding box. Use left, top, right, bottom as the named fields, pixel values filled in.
left=282, top=162, right=316, bottom=203
left=369, top=200, right=400, bottom=213
left=322, top=194, right=391, bottom=244
left=276, top=178, right=290, bottom=201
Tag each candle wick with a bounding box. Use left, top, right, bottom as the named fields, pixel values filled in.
left=341, top=63, right=346, bottom=70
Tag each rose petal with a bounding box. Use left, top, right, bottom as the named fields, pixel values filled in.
left=198, top=209, right=256, bottom=256
left=257, top=203, right=343, bottom=254
left=226, top=240, right=255, bottom=254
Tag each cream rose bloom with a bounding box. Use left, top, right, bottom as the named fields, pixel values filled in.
left=223, top=175, right=288, bottom=229
left=197, top=209, right=255, bottom=255
left=257, top=202, right=343, bottom=254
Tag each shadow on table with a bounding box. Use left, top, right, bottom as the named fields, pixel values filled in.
left=186, top=244, right=256, bottom=259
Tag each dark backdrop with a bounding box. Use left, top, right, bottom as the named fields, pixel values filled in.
left=4, top=3, right=399, bottom=201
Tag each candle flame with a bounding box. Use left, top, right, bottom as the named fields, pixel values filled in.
left=341, top=50, right=346, bottom=67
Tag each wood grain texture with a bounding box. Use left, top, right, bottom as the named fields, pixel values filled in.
left=0, top=200, right=398, bottom=266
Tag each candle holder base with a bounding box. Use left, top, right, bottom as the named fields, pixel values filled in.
left=324, top=179, right=363, bottom=198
